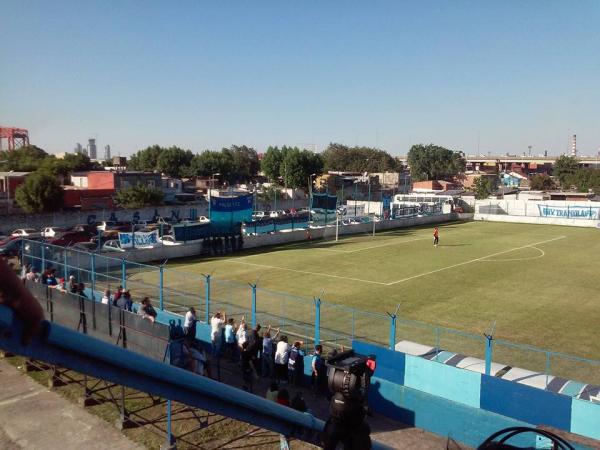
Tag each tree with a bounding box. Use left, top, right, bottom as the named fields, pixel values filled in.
left=156, top=146, right=194, bottom=177
left=128, top=145, right=164, bottom=171
left=282, top=148, right=324, bottom=188
left=407, top=144, right=465, bottom=182
left=223, top=145, right=260, bottom=183
left=473, top=176, right=494, bottom=200
left=14, top=172, right=64, bottom=213
left=0, top=145, right=48, bottom=172
left=62, top=152, right=101, bottom=172
left=564, top=168, right=600, bottom=194
left=189, top=150, right=233, bottom=178
left=114, top=185, right=164, bottom=208
left=322, top=143, right=398, bottom=172
left=553, top=155, right=580, bottom=187
left=529, top=174, right=556, bottom=191
left=261, top=146, right=284, bottom=182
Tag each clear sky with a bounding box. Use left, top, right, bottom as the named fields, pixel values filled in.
left=1, top=1, right=599, bottom=157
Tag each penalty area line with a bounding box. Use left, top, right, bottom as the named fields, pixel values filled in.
left=385, top=235, right=566, bottom=286
left=223, top=260, right=388, bottom=285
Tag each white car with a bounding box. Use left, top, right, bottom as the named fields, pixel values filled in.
left=252, top=211, right=265, bottom=220
left=41, top=227, right=67, bottom=238
left=102, top=240, right=126, bottom=252
left=269, top=210, right=287, bottom=218
left=159, top=235, right=182, bottom=246
left=11, top=228, right=38, bottom=237
left=198, top=216, right=210, bottom=223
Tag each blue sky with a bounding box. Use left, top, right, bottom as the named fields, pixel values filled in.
left=1, top=1, right=599, bottom=156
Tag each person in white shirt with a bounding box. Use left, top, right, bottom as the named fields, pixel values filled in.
left=236, top=317, right=248, bottom=350
left=210, top=311, right=226, bottom=356
left=101, top=289, right=111, bottom=305
left=184, top=307, right=197, bottom=338
left=274, top=335, right=290, bottom=382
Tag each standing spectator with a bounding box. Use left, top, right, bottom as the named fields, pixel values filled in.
left=139, top=297, right=157, bottom=322
left=101, top=289, right=111, bottom=305
left=41, top=267, right=51, bottom=285
left=274, top=336, right=290, bottom=383
left=291, top=391, right=307, bottom=412
left=112, top=285, right=123, bottom=306
left=265, top=381, right=279, bottom=402
left=365, top=354, right=377, bottom=416
left=311, top=345, right=326, bottom=395
left=261, top=326, right=280, bottom=378
left=25, top=267, right=38, bottom=282
left=224, top=318, right=237, bottom=360
left=249, top=324, right=262, bottom=374
left=276, top=388, right=290, bottom=407
left=76, top=282, right=87, bottom=299
left=182, top=337, right=209, bottom=376
left=236, top=317, right=248, bottom=351
left=46, top=269, right=58, bottom=287
left=184, top=307, right=197, bottom=338
left=68, top=275, right=77, bottom=293
left=288, top=341, right=305, bottom=386
left=240, top=341, right=255, bottom=392
left=20, top=263, right=30, bottom=281
left=116, top=290, right=131, bottom=311
left=210, top=311, right=226, bottom=356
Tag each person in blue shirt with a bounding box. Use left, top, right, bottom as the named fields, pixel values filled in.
left=311, top=344, right=326, bottom=395
left=288, top=341, right=305, bottom=386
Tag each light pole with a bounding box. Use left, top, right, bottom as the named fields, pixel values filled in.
left=208, top=173, right=220, bottom=220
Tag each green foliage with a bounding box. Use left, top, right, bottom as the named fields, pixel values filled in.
left=261, top=146, right=284, bottom=182
left=257, top=185, right=279, bottom=203
left=223, top=145, right=260, bottom=183
left=14, top=171, right=64, bottom=213
left=0, top=145, right=48, bottom=172
left=128, top=145, right=164, bottom=171
left=473, top=176, right=494, bottom=199
left=407, top=144, right=465, bottom=181
left=114, top=185, right=164, bottom=208
left=261, top=146, right=324, bottom=188
left=553, top=155, right=579, bottom=186
left=529, top=174, right=557, bottom=191
left=156, top=147, right=194, bottom=178
left=189, top=150, right=233, bottom=178
left=563, top=168, right=600, bottom=194
left=322, top=143, right=398, bottom=172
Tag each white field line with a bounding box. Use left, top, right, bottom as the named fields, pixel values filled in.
left=223, top=260, right=388, bottom=285
left=385, top=236, right=566, bottom=286
left=481, top=246, right=545, bottom=262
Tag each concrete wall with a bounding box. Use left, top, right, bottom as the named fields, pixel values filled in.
left=474, top=213, right=600, bottom=228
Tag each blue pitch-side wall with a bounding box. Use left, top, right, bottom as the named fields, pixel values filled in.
left=354, top=341, right=600, bottom=447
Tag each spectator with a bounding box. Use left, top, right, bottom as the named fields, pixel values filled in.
left=184, top=307, right=197, bottom=338
left=311, top=345, right=326, bottom=395
left=116, top=289, right=132, bottom=311
left=139, top=297, right=157, bottom=322
left=236, top=317, right=248, bottom=351
left=20, top=263, right=30, bottom=281
left=76, top=282, right=87, bottom=299
left=249, top=324, right=262, bottom=374
left=182, top=337, right=209, bottom=376
left=101, top=289, right=111, bottom=305
left=46, top=269, right=58, bottom=287
left=276, top=388, right=290, bottom=407
left=291, top=391, right=307, bottom=413
left=274, top=335, right=290, bottom=383
left=41, top=267, right=51, bottom=285
left=210, top=311, right=226, bottom=356
left=261, top=326, right=280, bottom=378
left=265, top=381, right=279, bottom=402
left=25, top=267, right=38, bottom=282
left=112, top=285, right=123, bottom=306
left=68, top=275, right=77, bottom=293
left=288, top=341, right=305, bottom=386
left=240, top=341, right=255, bottom=392
left=224, top=318, right=236, bottom=360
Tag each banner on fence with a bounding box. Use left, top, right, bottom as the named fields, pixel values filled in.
left=537, top=205, right=600, bottom=220
left=118, top=230, right=159, bottom=248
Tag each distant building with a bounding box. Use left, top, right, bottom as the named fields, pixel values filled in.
left=87, top=138, right=97, bottom=160
left=104, top=145, right=111, bottom=161
left=412, top=180, right=457, bottom=193
left=111, top=156, right=127, bottom=169
left=74, top=143, right=83, bottom=154
left=62, top=187, right=115, bottom=210
left=0, top=172, right=31, bottom=211
left=87, top=171, right=161, bottom=191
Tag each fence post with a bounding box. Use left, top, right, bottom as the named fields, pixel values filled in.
left=351, top=309, right=355, bottom=341
left=20, top=239, right=25, bottom=269
left=314, top=298, right=321, bottom=346
left=159, top=265, right=164, bottom=311
left=41, top=244, right=46, bottom=271
left=387, top=305, right=400, bottom=350
left=121, top=258, right=126, bottom=289
left=204, top=274, right=211, bottom=323
left=545, top=352, right=551, bottom=389
left=250, top=284, right=257, bottom=328
left=63, top=249, right=68, bottom=281
left=90, top=252, right=96, bottom=300
left=164, top=399, right=175, bottom=449
left=484, top=335, right=494, bottom=376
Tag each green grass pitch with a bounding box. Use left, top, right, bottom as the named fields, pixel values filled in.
left=139, top=220, right=599, bottom=383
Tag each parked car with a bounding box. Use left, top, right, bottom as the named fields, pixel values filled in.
left=102, top=240, right=126, bottom=252
left=68, top=224, right=98, bottom=235
left=41, top=227, right=67, bottom=238
left=269, top=210, right=287, bottom=218
left=159, top=235, right=182, bottom=246
left=97, top=221, right=132, bottom=232
left=11, top=228, right=38, bottom=237
left=48, top=230, right=94, bottom=247
left=198, top=216, right=210, bottom=223
left=0, top=237, right=40, bottom=257
left=252, top=211, right=266, bottom=220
